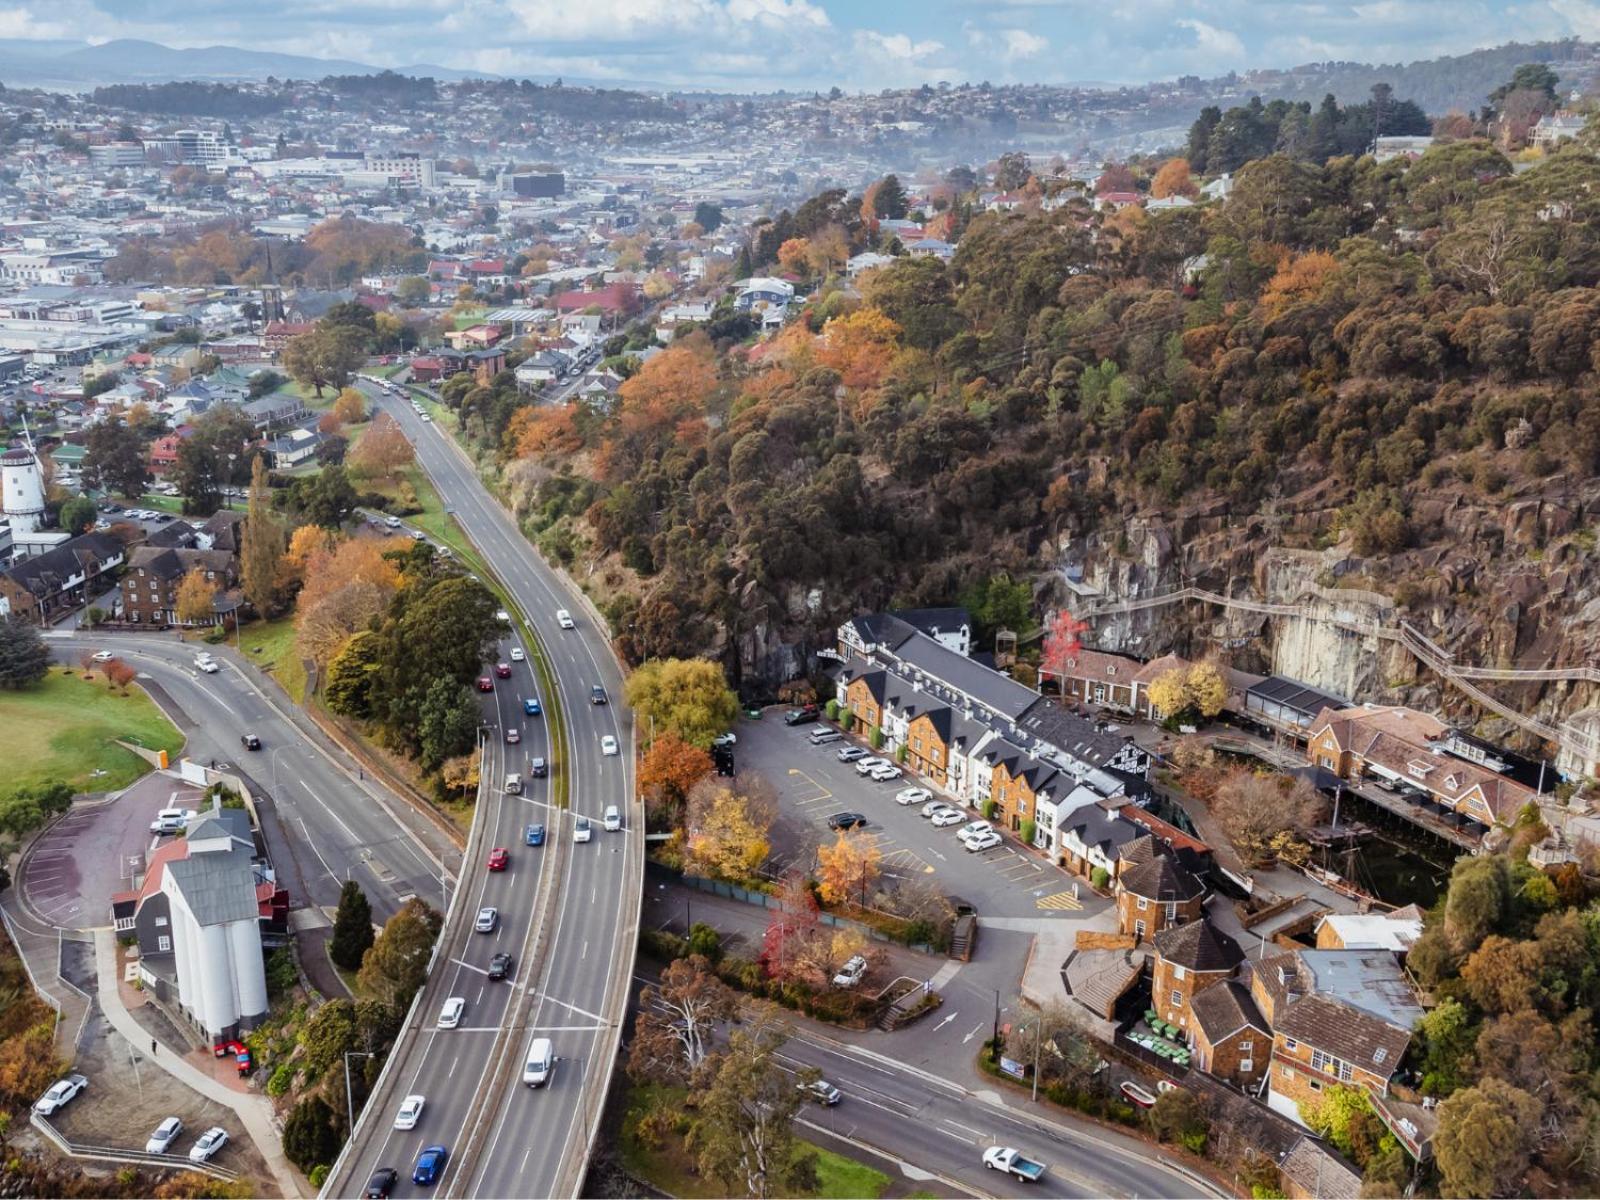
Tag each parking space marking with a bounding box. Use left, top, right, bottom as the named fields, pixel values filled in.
left=1035, top=890, right=1084, bottom=911
left=785, top=768, right=832, bottom=803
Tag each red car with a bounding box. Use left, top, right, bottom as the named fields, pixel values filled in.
left=476, top=676, right=494, bottom=692
left=487, top=847, right=509, bottom=872
left=505, top=728, right=521, bottom=744
left=495, top=662, right=512, bottom=678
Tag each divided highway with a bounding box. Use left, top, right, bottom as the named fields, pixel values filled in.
left=328, top=381, right=640, bottom=1199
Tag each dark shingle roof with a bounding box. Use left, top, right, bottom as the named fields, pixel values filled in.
left=1190, top=980, right=1268, bottom=1044
left=1119, top=854, right=1205, bottom=904
left=1154, top=918, right=1244, bottom=973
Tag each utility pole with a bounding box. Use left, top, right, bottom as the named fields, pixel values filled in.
left=343, top=1050, right=377, bottom=1135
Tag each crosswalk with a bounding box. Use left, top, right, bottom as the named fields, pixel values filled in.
left=1035, top=889, right=1084, bottom=911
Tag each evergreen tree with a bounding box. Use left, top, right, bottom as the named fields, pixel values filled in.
left=0, top=615, right=50, bottom=690
left=240, top=454, right=285, bottom=617
left=329, top=880, right=374, bottom=971
left=873, top=174, right=909, bottom=220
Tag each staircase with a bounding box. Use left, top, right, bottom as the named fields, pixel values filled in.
left=949, top=913, right=977, bottom=962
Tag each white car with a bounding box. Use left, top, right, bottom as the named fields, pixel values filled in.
left=188, top=1127, right=228, bottom=1164
left=922, top=798, right=954, bottom=818
left=930, top=807, right=964, bottom=827
left=91, top=650, right=114, bottom=663
left=146, top=1116, right=183, bottom=1153
left=495, top=609, right=511, bottom=623
left=474, top=906, right=498, bottom=934
left=600, top=735, right=619, bottom=756
left=573, top=816, right=593, bottom=843
left=837, top=746, right=868, bottom=762
left=510, top=647, right=524, bottom=662
left=832, top=955, right=868, bottom=989
left=854, top=757, right=890, bottom=775
left=603, top=804, right=622, bottom=832
left=437, top=997, right=465, bottom=1029
left=957, top=820, right=995, bottom=844
left=712, top=732, right=737, bottom=747
left=34, top=1074, right=87, bottom=1115
left=394, top=1094, right=425, bottom=1131
left=868, top=764, right=902, bottom=782
left=965, top=829, right=1004, bottom=852
left=555, top=609, right=575, bottom=629
left=895, top=787, right=932, bottom=806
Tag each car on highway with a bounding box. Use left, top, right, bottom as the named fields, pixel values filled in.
left=195, top=656, right=219, bottom=674
left=487, top=847, right=509, bottom=872
left=412, top=1144, right=448, bottom=1187
left=600, top=734, right=619, bottom=756
left=827, top=811, right=867, bottom=830
left=799, top=1079, right=843, bottom=1105
left=832, top=954, right=869, bottom=988
left=188, top=1127, right=228, bottom=1164
left=363, top=1167, right=399, bottom=1198
left=603, top=804, right=622, bottom=832
left=854, top=756, right=890, bottom=775
left=555, top=609, right=575, bottom=629
left=145, top=1116, right=183, bottom=1153
left=588, top=685, right=606, bottom=705
left=505, top=727, right=521, bottom=744
left=525, top=823, right=545, bottom=846
left=476, top=675, right=493, bottom=692
left=510, top=647, right=524, bottom=662
left=436, top=997, right=465, bottom=1029
left=33, top=1081, right=87, bottom=1120
left=783, top=706, right=820, bottom=725
left=474, top=906, right=499, bottom=933
left=394, top=1094, right=425, bottom=1130
left=495, top=609, right=511, bottom=623
left=965, top=829, right=1003, bottom=852
left=91, top=650, right=114, bottom=663
left=524, top=696, right=541, bottom=715
left=895, top=787, right=932, bottom=806
left=530, top=756, right=548, bottom=778
left=868, top=763, right=902, bottom=781
left=837, top=745, right=868, bottom=762
left=487, top=952, right=513, bottom=980
left=495, top=662, right=512, bottom=678
left=239, top=733, right=261, bottom=750
left=930, top=807, right=964, bottom=827
left=574, top=816, right=593, bottom=843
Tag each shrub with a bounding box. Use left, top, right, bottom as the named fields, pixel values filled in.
left=640, top=929, right=688, bottom=961
left=265, top=947, right=298, bottom=999
left=840, top=710, right=855, bottom=732
left=1020, top=818, right=1036, bottom=846
left=980, top=798, right=997, bottom=820
left=895, top=743, right=907, bottom=763
left=267, top=1063, right=295, bottom=1097
left=309, top=1165, right=330, bottom=1188
left=686, top=922, right=722, bottom=962
left=869, top=725, right=884, bottom=750
left=1090, top=866, right=1110, bottom=890
left=824, top=699, right=840, bottom=720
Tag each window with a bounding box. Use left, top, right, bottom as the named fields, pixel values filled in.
left=1170, top=989, right=1184, bottom=1008
left=157, top=935, right=170, bottom=952
left=1373, top=1047, right=1388, bottom=1065
left=1164, top=902, right=1178, bottom=921
left=1134, top=920, right=1146, bottom=939
left=1137, top=896, right=1148, bottom=910
left=1284, top=1038, right=1298, bottom=1052
left=154, top=917, right=168, bottom=927
left=1239, top=1058, right=1253, bottom=1074
left=1173, top=964, right=1186, bottom=981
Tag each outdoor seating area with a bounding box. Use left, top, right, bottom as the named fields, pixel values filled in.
left=1133, top=1012, right=1192, bottom=1068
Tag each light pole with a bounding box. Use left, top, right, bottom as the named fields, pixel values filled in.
left=343, top=1050, right=378, bottom=1135
left=1020, top=1013, right=1044, bottom=1102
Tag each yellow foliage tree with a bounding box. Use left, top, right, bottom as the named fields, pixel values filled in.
left=331, top=387, right=367, bottom=425
left=817, top=307, right=902, bottom=394
left=777, top=237, right=813, bottom=276
left=624, top=657, right=739, bottom=748
left=1186, top=662, right=1228, bottom=717
left=174, top=567, right=217, bottom=626
left=816, top=830, right=882, bottom=907
left=807, top=224, right=850, bottom=277
left=683, top=782, right=771, bottom=882
left=295, top=536, right=407, bottom=666
left=1151, top=157, right=1197, bottom=199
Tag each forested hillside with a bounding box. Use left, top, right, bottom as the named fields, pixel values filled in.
left=462, top=123, right=1600, bottom=715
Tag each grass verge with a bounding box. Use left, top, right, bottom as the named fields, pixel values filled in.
left=0, top=666, right=185, bottom=799
left=238, top=616, right=308, bottom=705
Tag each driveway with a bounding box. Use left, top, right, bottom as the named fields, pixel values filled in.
left=740, top=714, right=1109, bottom=924
left=23, top=773, right=209, bottom=931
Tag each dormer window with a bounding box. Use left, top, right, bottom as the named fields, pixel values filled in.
left=1407, top=760, right=1434, bottom=778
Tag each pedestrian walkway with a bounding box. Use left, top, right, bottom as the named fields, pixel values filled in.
left=92, top=930, right=306, bottom=1199
left=1035, top=889, right=1084, bottom=911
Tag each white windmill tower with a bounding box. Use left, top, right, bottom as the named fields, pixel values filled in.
left=2, top=412, right=47, bottom=536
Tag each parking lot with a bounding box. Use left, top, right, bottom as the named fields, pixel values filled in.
left=741, top=713, right=1106, bottom=922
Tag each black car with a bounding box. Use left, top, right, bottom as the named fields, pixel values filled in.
left=828, top=812, right=867, bottom=831
left=488, top=952, right=514, bottom=980
left=530, top=757, right=548, bottom=778
left=783, top=707, right=820, bottom=726
left=591, top=685, right=607, bottom=705
left=363, top=1167, right=398, bottom=1198
left=240, top=733, right=261, bottom=751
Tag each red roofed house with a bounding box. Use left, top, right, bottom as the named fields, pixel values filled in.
left=554, top=281, right=633, bottom=315
left=263, top=321, right=315, bottom=356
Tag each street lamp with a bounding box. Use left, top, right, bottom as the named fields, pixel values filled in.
left=1019, top=1013, right=1044, bottom=1103
left=343, top=1050, right=378, bottom=1135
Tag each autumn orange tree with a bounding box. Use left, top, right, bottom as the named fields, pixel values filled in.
left=506, top=404, right=583, bottom=459
left=682, top=776, right=775, bottom=883
left=639, top=731, right=714, bottom=828
left=1151, top=157, right=1197, bottom=199
left=330, top=387, right=367, bottom=425
left=815, top=829, right=882, bottom=909
left=816, top=308, right=901, bottom=394
left=347, top=411, right=414, bottom=481
left=174, top=567, right=216, bottom=626
left=294, top=535, right=407, bottom=667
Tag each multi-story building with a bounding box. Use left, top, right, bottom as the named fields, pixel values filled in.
left=1150, top=918, right=1244, bottom=1036
left=1115, top=844, right=1206, bottom=941
left=120, top=545, right=237, bottom=626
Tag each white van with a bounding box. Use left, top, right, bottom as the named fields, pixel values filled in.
left=522, top=1037, right=554, bottom=1088
left=505, top=773, right=522, bottom=795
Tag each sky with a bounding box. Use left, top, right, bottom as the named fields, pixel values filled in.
left=3, top=0, right=1600, bottom=91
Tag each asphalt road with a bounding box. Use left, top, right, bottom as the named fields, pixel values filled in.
left=46, top=633, right=457, bottom=922
left=329, top=381, right=639, bottom=1199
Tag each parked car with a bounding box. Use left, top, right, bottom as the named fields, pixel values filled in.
left=713, top=732, right=737, bottom=747
left=600, top=735, right=619, bottom=756
left=799, top=1079, right=842, bottom=1106
left=188, top=1127, right=228, bottom=1164
left=837, top=746, right=868, bottom=762
left=783, top=706, right=819, bottom=725
left=146, top=1117, right=183, bottom=1154
left=603, top=805, right=622, bottom=832
left=412, top=1145, right=448, bottom=1187
left=574, top=816, right=593, bottom=843
left=555, top=609, right=574, bottom=629
left=809, top=728, right=842, bottom=745
left=832, top=954, right=869, bottom=988
left=363, top=1167, right=399, bottom=1198
left=394, top=1094, right=425, bottom=1131
left=921, top=798, right=954, bottom=818
left=957, top=820, right=995, bottom=844
left=965, top=830, right=1003, bottom=852
left=827, top=812, right=867, bottom=831
left=474, top=906, right=498, bottom=933
left=437, top=997, right=465, bottom=1029
left=854, top=756, right=890, bottom=775
left=525, top=823, right=545, bottom=846
left=487, top=953, right=513, bottom=980
left=868, top=764, right=902, bottom=782
left=487, top=847, right=509, bottom=872
left=32, top=1081, right=86, bottom=1120
left=930, top=807, right=964, bottom=827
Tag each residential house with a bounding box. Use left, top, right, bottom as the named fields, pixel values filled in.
left=0, top=531, right=125, bottom=623
left=262, top=320, right=315, bottom=355
left=1150, top=918, right=1244, bottom=1035
left=514, top=351, right=570, bottom=390
left=242, top=392, right=306, bottom=432
left=1115, top=845, right=1206, bottom=941
left=264, top=426, right=325, bottom=468
left=1277, top=1136, right=1362, bottom=1200
left=1531, top=111, right=1587, bottom=149
left=845, top=252, right=896, bottom=279
left=1314, top=908, right=1423, bottom=953
left=1189, top=980, right=1271, bottom=1089
left=443, top=323, right=503, bottom=351
left=1055, top=798, right=1144, bottom=881
left=120, top=544, right=237, bottom=626
left=197, top=510, right=246, bottom=554
left=907, top=238, right=955, bottom=260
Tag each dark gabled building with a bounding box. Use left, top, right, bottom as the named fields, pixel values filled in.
left=0, top=531, right=126, bottom=623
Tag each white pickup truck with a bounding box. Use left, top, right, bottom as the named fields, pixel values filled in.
left=983, top=1146, right=1048, bottom=1182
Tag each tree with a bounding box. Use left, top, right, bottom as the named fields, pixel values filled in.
left=960, top=573, right=1033, bottom=647
left=281, top=1094, right=342, bottom=1174
left=174, top=567, right=216, bottom=626
left=325, top=629, right=382, bottom=718
left=1434, top=1077, right=1541, bottom=1198
left=1211, top=770, right=1324, bottom=867
left=1415, top=998, right=1476, bottom=1096
left=173, top=406, right=254, bottom=516
left=1443, top=855, right=1510, bottom=953
left=329, top=880, right=375, bottom=972
left=240, top=455, right=285, bottom=616
left=639, top=731, right=714, bottom=828
left=994, top=151, right=1032, bottom=192
left=347, top=411, right=414, bottom=481
left=761, top=870, right=822, bottom=983
left=356, top=897, right=441, bottom=1009
left=393, top=275, right=431, bottom=307
left=686, top=1013, right=817, bottom=1200
left=1151, top=158, right=1197, bottom=200
left=693, top=202, right=724, bottom=234
left=330, top=387, right=366, bottom=425
left=281, top=325, right=366, bottom=397
left=83, top=415, right=150, bottom=499
left=815, top=829, right=881, bottom=908
left=683, top=777, right=773, bottom=882
left=1147, top=663, right=1228, bottom=721
left=417, top=678, right=480, bottom=772
left=628, top=954, right=736, bottom=1084
left=58, top=495, right=97, bottom=536
left=301, top=998, right=360, bottom=1076
left=295, top=536, right=405, bottom=667
left=0, top=616, right=50, bottom=690
left=0, top=1024, right=60, bottom=1110
left=625, top=658, right=739, bottom=749
left=1148, top=1088, right=1208, bottom=1152
left=870, top=174, right=908, bottom=220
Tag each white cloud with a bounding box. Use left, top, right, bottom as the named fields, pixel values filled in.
left=1175, top=18, right=1244, bottom=61
left=855, top=29, right=943, bottom=60
left=1000, top=28, right=1048, bottom=60
left=507, top=0, right=830, bottom=43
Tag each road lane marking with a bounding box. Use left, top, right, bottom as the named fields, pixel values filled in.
left=1035, top=890, right=1083, bottom=911
left=448, top=1055, right=459, bottom=1078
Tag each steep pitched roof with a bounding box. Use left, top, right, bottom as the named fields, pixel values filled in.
left=1119, top=853, right=1205, bottom=903
left=1154, top=918, right=1244, bottom=973
left=1191, top=979, right=1269, bottom=1044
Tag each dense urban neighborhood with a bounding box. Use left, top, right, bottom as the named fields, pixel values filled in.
left=1, top=19, right=1600, bottom=1200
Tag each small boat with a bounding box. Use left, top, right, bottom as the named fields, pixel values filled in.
left=1120, top=1081, right=1157, bottom=1108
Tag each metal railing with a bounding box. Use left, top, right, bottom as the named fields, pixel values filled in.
left=31, top=1112, right=240, bottom=1183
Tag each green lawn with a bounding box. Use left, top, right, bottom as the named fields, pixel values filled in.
left=0, top=667, right=185, bottom=799
left=619, top=1084, right=890, bottom=1200
left=137, top=492, right=185, bottom=514
left=238, top=616, right=308, bottom=705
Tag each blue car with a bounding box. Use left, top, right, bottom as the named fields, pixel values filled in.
left=525, top=823, right=545, bottom=846
left=412, top=1144, right=448, bottom=1186
left=524, top=696, right=542, bottom=716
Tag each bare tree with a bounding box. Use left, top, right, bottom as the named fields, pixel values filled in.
left=1211, top=769, right=1325, bottom=867
left=629, top=954, right=736, bottom=1084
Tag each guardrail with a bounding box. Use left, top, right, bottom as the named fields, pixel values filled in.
left=31, top=1112, right=240, bottom=1183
